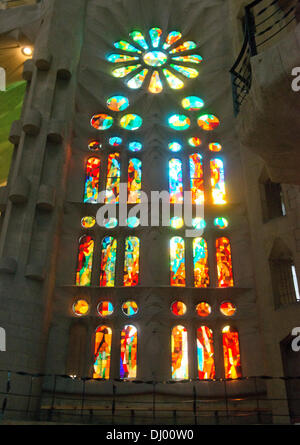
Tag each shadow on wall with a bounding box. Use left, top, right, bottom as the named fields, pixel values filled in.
left=0, top=80, right=26, bottom=184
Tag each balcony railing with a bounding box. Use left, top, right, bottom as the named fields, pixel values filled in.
left=230, top=0, right=299, bottom=115
left=0, top=370, right=299, bottom=424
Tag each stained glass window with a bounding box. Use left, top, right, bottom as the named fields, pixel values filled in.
left=105, top=153, right=120, bottom=204
left=97, top=301, right=114, bottom=317
left=122, top=301, right=139, bottom=316
left=171, top=301, right=187, bottom=316
left=220, top=302, right=236, bottom=317
left=214, top=217, right=229, bottom=229
left=148, top=70, right=163, bottom=94
left=128, top=158, right=142, bottom=203
left=73, top=300, right=89, bottom=316
left=196, top=302, right=211, bottom=317
left=107, top=95, right=129, bottom=112
left=93, top=326, right=112, bottom=379
left=193, top=237, right=209, bottom=288
left=188, top=137, right=202, bottom=147
left=197, top=114, right=220, bottom=131
left=222, top=326, right=242, bottom=379
left=216, top=237, right=234, bottom=287
left=128, top=141, right=142, bottom=152
left=84, top=157, right=100, bottom=204
left=182, top=96, right=204, bottom=111
left=76, top=235, right=94, bottom=286
left=210, top=158, right=226, bottom=205
left=170, top=237, right=186, bottom=287
left=197, top=326, right=215, bottom=380
left=168, top=114, right=190, bottom=131
left=209, top=142, right=222, bottom=152
left=169, top=158, right=183, bottom=204
left=91, top=114, right=114, bottom=130
left=168, top=142, right=182, bottom=152
left=120, top=114, right=143, bottom=131
left=88, top=140, right=102, bottom=151
left=171, top=325, right=188, bottom=380
left=189, top=154, right=204, bottom=205
left=81, top=216, right=96, bottom=229
left=99, top=236, right=117, bottom=287
left=127, top=217, right=140, bottom=228
left=109, top=136, right=122, bottom=147
left=124, top=236, right=140, bottom=286
left=104, top=217, right=118, bottom=229
left=170, top=217, right=184, bottom=229
left=120, top=325, right=137, bottom=379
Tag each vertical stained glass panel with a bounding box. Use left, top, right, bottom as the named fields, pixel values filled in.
left=99, top=236, right=117, bottom=287
left=197, top=326, right=215, bottom=380
left=76, top=236, right=94, bottom=286
left=84, top=157, right=100, bottom=203
left=120, top=325, right=137, bottom=379
left=193, top=237, right=209, bottom=288
left=210, top=158, right=226, bottom=205
left=189, top=154, right=204, bottom=205
left=93, top=326, right=112, bottom=379
left=170, top=237, right=186, bottom=287
left=216, top=237, right=234, bottom=287
left=171, top=325, right=188, bottom=380
left=128, top=158, right=142, bottom=203
left=169, top=158, right=183, bottom=204
left=105, top=153, right=121, bottom=204
left=222, top=326, right=242, bottom=379
left=124, top=236, right=140, bottom=286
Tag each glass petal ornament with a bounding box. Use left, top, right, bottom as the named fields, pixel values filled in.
left=188, top=137, right=202, bottom=147
left=107, top=54, right=139, bottom=63
left=128, top=141, right=142, bottom=152
left=209, top=142, right=222, bottom=152
left=112, top=64, right=141, bottom=78
left=170, top=41, right=197, bottom=53
left=114, top=40, right=141, bottom=53
left=198, top=114, right=220, bottom=131
left=107, top=95, right=129, bottom=112
left=120, top=114, right=143, bottom=131
left=148, top=70, right=163, bottom=94
left=163, top=31, right=182, bottom=50
left=143, top=51, right=168, bottom=67
left=149, top=27, right=162, bottom=48
left=168, top=114, right=190, bottom=131
left=129, top=30, right=149, bottom=50
left=168, top=142, right=182, bottom=152
left=163, top=69, right=184, bottom=89
left=81, top=216, right=96, bottom=229
left=109, top=137, right=122, bottom=146
left=182, top=96, right=204, bottom=111
left=170, top=64, right=199, bottom=78
left=172, top=54, right=203, bottom=64
left=91, top=114, right=113, bottom=130
left=127, top=68, right=148, bottom=89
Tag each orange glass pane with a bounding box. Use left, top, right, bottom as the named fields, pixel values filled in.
left=120, top=325, right=137, bottom=379
left=93, top=326, right=112, bottom=379
left=220, top=302, right=236, bottom=317
left=197, top=326, right=215, bottom=379
left=171, top=301, right=187, bottom=316
left=76, top=236, right=94, bottom=286
left=171, top=325, right=188, bottom=380
left=73, top=300, right=89, bottom=316
left=216, top=237, right=234, bottom=287
left=196, top=302, right=211, bottom=317
left=222, top=326, right=242, bottom=379
left=193, top=238, right=209, bottom=288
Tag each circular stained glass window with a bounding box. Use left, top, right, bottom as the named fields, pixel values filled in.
left=128, top=141, right=142, bottom=152
left=122, top=301, right=139, bottom=316
left=91, top=114, right=114, bottom=130
left=73, top=300, right=89, bottom=316
left=170, top=217, right=184, bottom=229
left=182, top=96, right=204, bottom=111
left=197, top=114, right=220, bottom=131
left=214, top=217, right=228, bottom=229
left=196, top=302, right=211, bottom=317
left=220, top=302, right=236, bottom=317
left=104, top=217, right=118, bottom=229
left=107, top=95, right=129, bottom=112
left=209, top=142, right=222, bottom=152
left=81, top=216, right=96, bottom=229
left=97, top=301, right=114, bottom=317
left=109, top=136, right=122, bottom=146
left=127, top=217, right=140, bottom=228
left=143, top=50, right=168, bottom=67
left=188, top=137, right=202, bottom=147
left=168, top=142, right=182, bottom=152
left=120, top=114, right=143, bottom=131
left=171, top=301, right=187, bottom=316
left=168, top=114, right=191, bottom=131
left=88, top=140, right=102, bottom=151
left=192, top=218, right=206, bottom=230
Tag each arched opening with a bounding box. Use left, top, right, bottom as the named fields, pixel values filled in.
left=93, top=325, right=112, bottom=379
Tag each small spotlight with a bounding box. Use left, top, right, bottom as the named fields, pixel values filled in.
left=22, top=47, right=32, bottom=57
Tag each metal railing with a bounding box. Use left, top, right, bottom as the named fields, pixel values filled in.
left=230, top=0, right=299, bottom=115
left=0, top=370, right=300, bottom=424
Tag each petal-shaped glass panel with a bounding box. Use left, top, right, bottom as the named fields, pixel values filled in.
left=168, top=114, right=190, bottom=131
left=163, top=69, right=184, bottom=89
left=170, top=41, right=197, bottom=53
left=149, top=27, right=162, bottom=48
left=172, top=54, right=203, bottom=64
left=148, top=70, right=163, bottom=94
left=107, top=54, right=139, bottom=63
left=120, top=114, right=143, bottom=131
left=127, top=68, right=148, bottom=89
left=129, top=30, right=149, bottom=50
left=114, top=40, right=141, bottom=53
left=163, top=31, right=182, bottom=50
left=107, top=95, right=129, bottom=112
left=112, top=64, right=141, bottom=78
left=170, top=64, right=199, bottom=78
